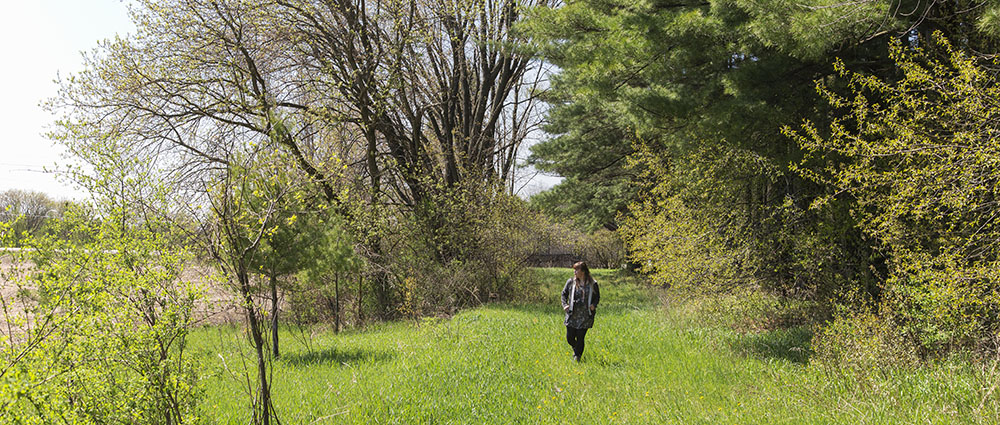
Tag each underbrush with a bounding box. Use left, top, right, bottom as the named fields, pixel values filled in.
left=666, top=288, right=1000, bottom=423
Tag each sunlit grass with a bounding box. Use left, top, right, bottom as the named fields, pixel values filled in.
left=189, top=269, right=1000, bottom=424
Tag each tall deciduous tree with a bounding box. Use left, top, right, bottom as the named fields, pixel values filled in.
left=278, top=0, right=549, bottom=201
left=52, top=0, right=551, bottom=318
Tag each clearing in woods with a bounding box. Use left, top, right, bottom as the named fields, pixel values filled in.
left=191, top=268, right=998, bottom=424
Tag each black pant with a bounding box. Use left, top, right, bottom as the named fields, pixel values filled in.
left=566, top=326, right=589, bottom=358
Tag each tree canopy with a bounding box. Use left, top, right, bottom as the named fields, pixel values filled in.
left=526, top=0, right=1000, bottom=295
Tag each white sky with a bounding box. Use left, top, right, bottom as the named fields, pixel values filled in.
left=0, top=1, right=560, bottom=201
left=0, top=1, right=134, bottom=200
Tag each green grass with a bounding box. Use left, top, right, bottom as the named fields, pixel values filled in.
left=189, top=269, right=1000, bottom=424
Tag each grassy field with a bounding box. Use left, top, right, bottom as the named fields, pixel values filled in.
left=189, top=269, right=1000, bottom=424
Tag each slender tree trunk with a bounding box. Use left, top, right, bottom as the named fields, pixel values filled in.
left=270, top=274, right=279, bottom=358
left=239, top=270, right=272, bottom=425
left=325, top=294, right=337, bottom=328
left=334, top=272, right=341, bottom=333
left=249, top=316, right=271, bottom=425
left=357, top=275, right=364, bottom=327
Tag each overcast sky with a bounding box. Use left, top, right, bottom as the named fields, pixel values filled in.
left=0, top=1, right=560, bottom=201
left=0, top=0, right=134, bottom=200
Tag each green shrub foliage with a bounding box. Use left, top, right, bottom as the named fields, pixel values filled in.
left=390, top=183, right=545, bottom=316
left=788, top=34, right=1000, bottom=353
left=0, top=207, right=203, bottom=424
left=619, top=140, right=864, bottom=300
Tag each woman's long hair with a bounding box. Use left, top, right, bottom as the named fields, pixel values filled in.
left=572, top=261, right=592, bottom=284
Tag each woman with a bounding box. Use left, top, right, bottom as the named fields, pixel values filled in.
left=561, top=261, right=600, bottom=362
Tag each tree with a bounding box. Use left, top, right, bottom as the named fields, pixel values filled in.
left=245, top=153, right=325, bottom=358
left=52, top=38, right=301, bottom=420
left=276, top=0, right=553, bottom=313
left=0, top=190, right=62, bottom=244
left=198, top=154, right=293, bottom=425
left=301, top=218, right=363, bottom=333
left=525, top=0, right=1000, bottom=300
left=51, top=0, right=554, bottom=319
left=277, top=0, right=549, bottom=199
left=526, top=72, right=636, bottom=232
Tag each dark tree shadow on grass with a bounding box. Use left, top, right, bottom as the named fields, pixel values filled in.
left=728, top=327, right=814, bottom=365
left=592, top=358, right=628, bottom=368
left=281, top=347, right=395, bottom=367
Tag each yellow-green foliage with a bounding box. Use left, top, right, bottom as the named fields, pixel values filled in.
left=788, top=33, right=1000, bottom=352
left=621, top=192, right=741, bottom=290
left=618, top=138, right=855, bottom=300
left=0, top=207, right=204, bottom=424
left=619, top=141, right=749, bottom=292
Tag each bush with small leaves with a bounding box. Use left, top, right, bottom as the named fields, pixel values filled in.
left=0, top=206, right=203, bottom=424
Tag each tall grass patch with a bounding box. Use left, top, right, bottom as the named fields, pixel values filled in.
left=187, top=269, right=1000, bottom=424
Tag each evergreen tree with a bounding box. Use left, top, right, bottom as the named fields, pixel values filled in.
left=525, top=0, right=1000, bottom=298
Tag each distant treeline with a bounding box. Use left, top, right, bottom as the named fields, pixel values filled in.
left=0, top=189, right=77, bottom=246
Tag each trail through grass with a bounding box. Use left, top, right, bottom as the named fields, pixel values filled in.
left=190, top=269, right=999, bottom=424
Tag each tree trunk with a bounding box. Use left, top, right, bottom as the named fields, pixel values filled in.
left=270, top=274, right=279, bottom=359
left=239, top=270, right=272, bottom=425
left=325, top=294, right=337, bottom=327
left=357, top=275, right=364, bottom=327
left=368, top=239, right=394, bottom=319
left=334, top=272, right=341, bottom=333
left=250, top=315, right=271, bottom=425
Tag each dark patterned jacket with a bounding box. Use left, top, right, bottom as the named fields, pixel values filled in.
left=561, top=277, right=600, bottom=329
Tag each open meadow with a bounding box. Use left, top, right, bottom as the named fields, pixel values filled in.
left=189, top=269, right=1000, bottom=424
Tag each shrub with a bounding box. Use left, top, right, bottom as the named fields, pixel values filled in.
left=0, top=207, right=203, bottom=424
left=812, top=308, right=920, bottom=385
left=620, top=193, right=743, bottom=291
left=387, top=183, right=544, bottom=317
left=788, top=34, right=1000, bottom=353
